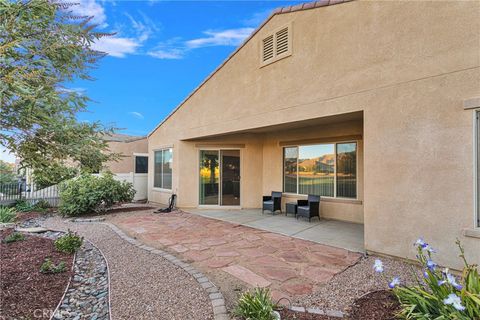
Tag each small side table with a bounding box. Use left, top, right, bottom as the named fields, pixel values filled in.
left=286, top=202, right=297, bottom=217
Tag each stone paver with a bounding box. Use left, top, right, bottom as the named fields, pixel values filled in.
left=111, top=210, right=362, bottom=300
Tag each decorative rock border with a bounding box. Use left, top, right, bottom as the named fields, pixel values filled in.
left=106, top=223, right=229, bottom=320
left=52, top=240, right=111, bottom=320
left=287, top=305, right=344, bottom=318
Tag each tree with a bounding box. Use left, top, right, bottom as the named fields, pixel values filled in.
left=0, top=0, right=118, bottom=180
left=0, top=159, right=16, bottom=184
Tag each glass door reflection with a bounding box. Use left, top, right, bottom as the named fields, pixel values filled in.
left=221, top=150, right=240, bottom=206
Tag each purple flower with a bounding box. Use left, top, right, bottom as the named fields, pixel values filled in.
left=439, top=273, right=463, bottom=290
left=426, top=260, right=437, bottom=271
left=373, top=259, right=384, bottom=273
left=388, top=277, right=400, bottom=288
left=414, top=238, right=427, bottom=248
left=443, top=293, right=465, bottom=311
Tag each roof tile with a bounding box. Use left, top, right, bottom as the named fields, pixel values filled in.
left=315, top=0, right=331, bottom=7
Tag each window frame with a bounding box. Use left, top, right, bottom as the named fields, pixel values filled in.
left=476, top=111, right=480, bottom=228
left=260, top=23, right=293, bottom=67
left=153, top=148, right=173, bottom=191
left=134, top=153, right=149, bottom=174
left=282, top=141, right=358, bottom=200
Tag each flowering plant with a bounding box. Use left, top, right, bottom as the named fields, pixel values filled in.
left=374, top=239, right=480, bottom=319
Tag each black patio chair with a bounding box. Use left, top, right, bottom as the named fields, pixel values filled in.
left=262, top=191, right=282, bottom=214
left=296, top=195, right=320, bottom=222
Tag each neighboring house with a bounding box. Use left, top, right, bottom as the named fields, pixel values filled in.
left=104, top=133, right=148, bottom=200
left=147, top=0, right=480, bottom=269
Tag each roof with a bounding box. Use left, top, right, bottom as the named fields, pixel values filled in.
left=148, top=0, right=353, bottom=137
left=103, top=133, right=146, bottom=143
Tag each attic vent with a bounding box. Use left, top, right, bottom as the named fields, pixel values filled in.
left=262, top=35, right=274, bottom=61
left=260, top=24, right=292, bottom=66
left=275, top=27, right=289, bottom=55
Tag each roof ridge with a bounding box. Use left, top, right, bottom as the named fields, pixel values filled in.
left=148, top=0, right=353, bottom=137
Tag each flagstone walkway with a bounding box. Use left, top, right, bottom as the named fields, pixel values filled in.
left=111, top=209, right=362, bottom=303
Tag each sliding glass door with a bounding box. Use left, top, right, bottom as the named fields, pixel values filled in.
left=199, top=150, right=240, bottom=206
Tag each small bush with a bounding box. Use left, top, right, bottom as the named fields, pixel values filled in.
left=234, top=288, right=278, bottom=320
left=58, top=172, right=135, bottom=216
left=54, top=230, right=83, bottom=254
left=375, top=238, right=480, bottom=319
left=14, top=200, right=35, bottom=212
left=40, top=258, right=66, bottom=274
left=0, top=206, right=16, bottom=223
left=4, top=232, right=25, bottom=243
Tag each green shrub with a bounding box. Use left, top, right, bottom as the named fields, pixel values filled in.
left=234, top=288, right=278, bottom=320
left=4, top=232, right=25, bottom=243
left=15, top=199, right=35, bottom=212
left=40, top=258, right=66, bottom=274
left=54, top=230, right=83, bottom=253
left=375, top=238, right=480, bottom=319
left=0, top=206, right=16, bottom=223
left=58, top=172, right=135, bottom=216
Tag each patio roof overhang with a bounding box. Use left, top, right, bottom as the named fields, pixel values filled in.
left=180, top=110, right=363, bottom=141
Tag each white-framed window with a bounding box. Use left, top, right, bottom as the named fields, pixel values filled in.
left=283, top=142, right=357, bottom=199
left=261, top=23, right=292, bottom=66
left=154, top=148, right=172, bottom=190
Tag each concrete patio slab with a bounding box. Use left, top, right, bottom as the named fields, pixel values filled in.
left=188, top=208, right=364, bottom=253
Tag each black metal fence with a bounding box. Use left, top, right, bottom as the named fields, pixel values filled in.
left=0, top=182, right=59, bottom=207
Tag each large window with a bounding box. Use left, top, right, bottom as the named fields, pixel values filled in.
left=283, top=142, right=357, bottom=199
left=477, top=112, right=480, bottom=227
left=154, top=148, right=172, bottom=190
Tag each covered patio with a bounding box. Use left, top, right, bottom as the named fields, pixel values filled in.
left=187, top=208, right=364, bottom=253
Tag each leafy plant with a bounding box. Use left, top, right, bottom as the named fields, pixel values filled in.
left=0, top=206, right=16, bottom=223
left=40, top=258, right=66, bottom=274
left=375, top=238, right=480, bottom=319
left=234, top=288, right=278, bottom=320
left=58, top=172, right=135, bottom=216
left=54, top=230, right=83, bottom=254
left=4, top=232, right=25, bottom=243
left=14, top=199, right=35, bottom=212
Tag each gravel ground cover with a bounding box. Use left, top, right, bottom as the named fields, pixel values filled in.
left=296, top=255, right=422, bottom=313
left=42, top=216, right=214, bottom=320
left=0, top=229, right=74, bottom=320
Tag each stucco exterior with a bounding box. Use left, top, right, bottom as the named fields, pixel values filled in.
left=105, top=136, right=148, bottom=174
left=148, top=0, right=480, bottom=269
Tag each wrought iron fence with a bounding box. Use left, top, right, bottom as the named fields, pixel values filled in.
left=0, top=182, right=59, bottom=207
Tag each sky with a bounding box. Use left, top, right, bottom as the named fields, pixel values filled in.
left=71, top=0, right=304, bottom=135
left=1, top=0, right=304, bottom=164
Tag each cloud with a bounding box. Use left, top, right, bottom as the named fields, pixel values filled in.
left=148, top=27, right=254, bottom=60
left=185, top=28, right=254, bottom=49
left=92, top=37, right=141, bottom=58
left=59, top=87, right=87, bottom=96
left=69, top=0, right=108, bottom=28
left=147, top=49, right=184, bottom=60
left=125, top=12, right=161, bottom=42
left=129, top=112, right=144, bottom=119
left=242, top=8, right=274, bottom=27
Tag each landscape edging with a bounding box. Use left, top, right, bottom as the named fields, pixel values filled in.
left=104, top=222, right=229, bottom=320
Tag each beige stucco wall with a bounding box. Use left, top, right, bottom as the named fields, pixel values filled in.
left=105, top=138, right=148, bottom=174
left=148, top=0, right=480, bottom=268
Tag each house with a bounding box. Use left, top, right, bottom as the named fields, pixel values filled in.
left=103, top=133, right=148, bottom=200
left=147, top=0, right=480, bottom=269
